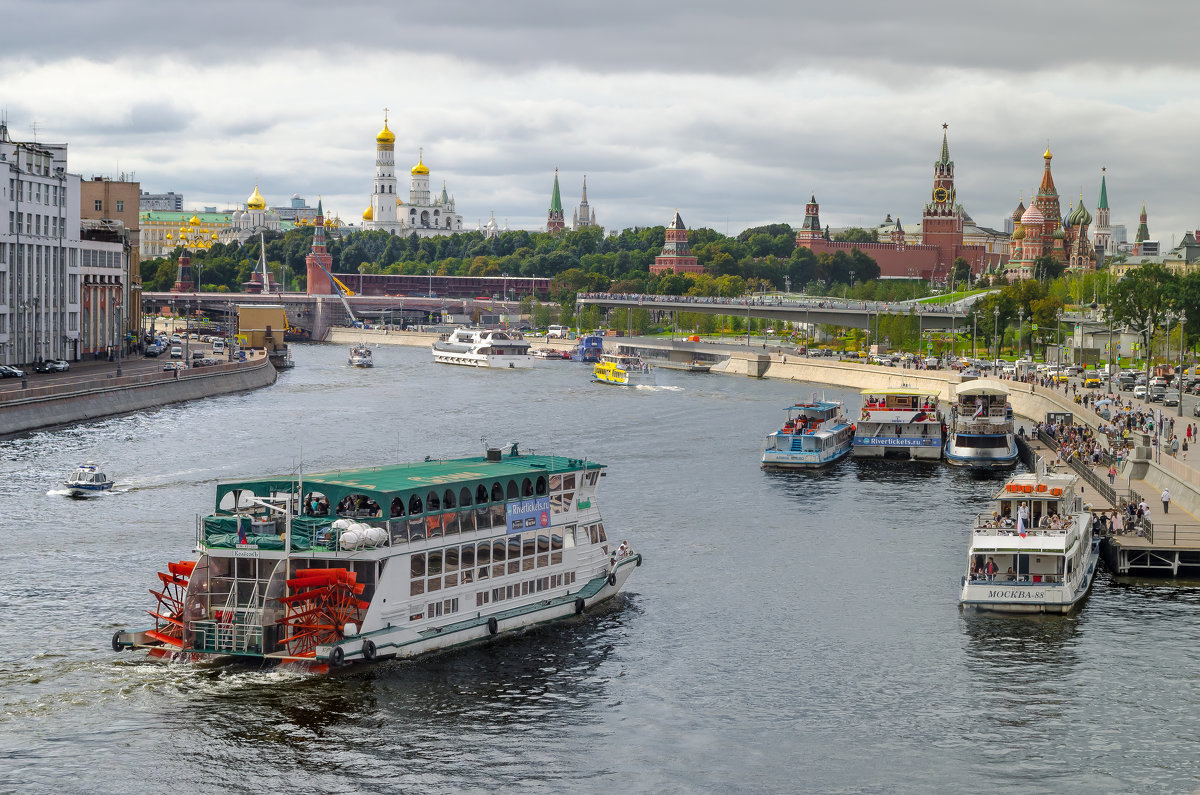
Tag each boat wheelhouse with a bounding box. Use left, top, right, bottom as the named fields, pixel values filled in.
left=432, top=328, right=534, bottom=368
left=64, top=462, right=114, bottom=497
left=593, top=353, right=653, bottom=386
left=944, top=380, right=1018, bottom=468
left=348, top=344, right=373, bottom=368
left=761, top=401, right=853, bottom=469
left=112, top=446, right=639, bottom=669
left=852, top=388, right=945, bottom=460
left=571, top=334, right=604, bottom=363
left=960, top=472, right=1100, bottom=614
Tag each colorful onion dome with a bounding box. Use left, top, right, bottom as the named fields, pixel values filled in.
left=246, top=185, right=266, bottom=211
left=1069, top=201, right=1092, bottom=227
left=363, top=205, right=374, bottom=221
left=1052, top=225, right=1066, bottom=239
left=1021, top=203, right=1044, bottom=227
left=1012, top=224, right=1025, bottom=240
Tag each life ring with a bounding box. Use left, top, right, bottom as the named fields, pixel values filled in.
left=329, top=645, right=345, bottom=667
left=487, top=616, right=499, bottom=635
left=361, top=639, right=377, bottom=661
left=575, top=597, right=586, bottom=614
left=111, top=630, right=124, bottom=652
left=607, top=572, right=617, bottom=586
left=1036, top=484, right=1047, bottom=493
left=1022, top=484, right=1033, bottom=493
left=1050, top=487, right=1063, bottom=496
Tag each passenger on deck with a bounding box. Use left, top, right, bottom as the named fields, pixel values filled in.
left=1005, top=567, right=1016, bottom=581
left=985, top=557, right=998, bottom=580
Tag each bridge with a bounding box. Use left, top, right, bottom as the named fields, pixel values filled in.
left=575, top=293, right=970, bottom=330
left=141, top=292, right=523, bottom=340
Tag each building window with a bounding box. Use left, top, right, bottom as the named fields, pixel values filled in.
left=93, top=200, right=102, bottom=212
left=116, top=201, right=124, bottom=213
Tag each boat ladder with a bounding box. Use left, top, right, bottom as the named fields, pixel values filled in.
left=214, top=583, right=264, bottom=654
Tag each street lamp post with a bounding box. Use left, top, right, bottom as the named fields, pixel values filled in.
left=1179, top=310, right=1188, bottom=416
left=993, top=306, right=999, bottom=364
left=116, top=303, right=123, bottom=376
left=1057, top=309, right=1064, bottom=366
left=972, top=312, right=977, bottom=359
left=1018, top=306, right=1025, bottom=363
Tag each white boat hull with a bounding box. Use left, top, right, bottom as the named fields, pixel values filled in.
left=960, top=539, right=1100, bottom=614
left=432, top=350, right=535, bottom=368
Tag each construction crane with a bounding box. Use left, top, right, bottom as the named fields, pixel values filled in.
left=310, top=258, right=360, bottom=326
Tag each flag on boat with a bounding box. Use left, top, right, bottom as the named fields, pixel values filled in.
left=973, top=397, right=984, bottom=419
left=237, top=517, right=247, bottom=545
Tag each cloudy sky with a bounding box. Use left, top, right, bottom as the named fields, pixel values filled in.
left=3, top=1, right=1198, bottom=243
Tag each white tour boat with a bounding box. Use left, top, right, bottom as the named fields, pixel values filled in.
left=348, top=343, right=373, bottom=368
left=112, top=445, right=640, bottom=670
left=761, top=400, right=854, bottom=469
left=64, top=462, right=114, bottom=497
left=944, top=379, right=1018, bottom=468
left=432, top=328, right=535, bottom=368
left=853, top=388, right=945, bottom=460
left=960, top=471, right=1100, bottom=614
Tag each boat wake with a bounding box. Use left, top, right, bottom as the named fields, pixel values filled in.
left=634, top=384, right=683, bottom=392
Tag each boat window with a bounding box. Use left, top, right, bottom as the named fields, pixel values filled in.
left=492, top=539, right=506, bottom=562
left=459, top=510, right=474, bottom=533
left=508, top=537, right=523, bottom=573
left=303, top=491, right=331, bottom=516
left=459, top=487, right=472, bottom=507
left=411, top=553, right=426, bottom=578
left=564, top=473, right=576, bottom=491
left=490, top=504, right=505, bottom=528
left=408, top=517, right=425, bottom=540
left=475, top=506, right=492, bottom=530
left=443, top=489, right=457, bottom=509
left=549, top=474, right=562, bottom=491
left=426, top=491, right=441, bottom=511
left=537, top=532, right=550, bottom=567
left=409, top=494, right=423, bottom=515
left=491, top=482, right=504, bottom=502
left=551, top=534, right=563, bottom=564
left=564, top=524, right=576, bottom=549
left=425, top=514, right=443, bottom=538
left=444, top=547, right=459, bottom=572
left=506, top=480, right=519, bottom=500
left=390, top=497, right=406, bottom=518
left=476, top=484, right=489, bottom=504
left=443, top=511, right=460, bottom=536
left=522, top=477, right=534, bottom=497
left=427, top=550, right=443, bottom=576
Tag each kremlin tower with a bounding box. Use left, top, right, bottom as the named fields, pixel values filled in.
left=547, top=169, right=565, bottom=232
left=650, top=211, right=701, bottom=274
left=305, top=200, right=334, bottom=295
left=1134, top=203, right=1150, bottom=254
left=1093, top=169, right=1112, bottom=256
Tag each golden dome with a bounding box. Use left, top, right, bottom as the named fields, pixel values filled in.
left=1043, top=148, right=1053, bottom=160
left=190, top=214, right=201, bottom=224
left=363, top=205, right=374, bottom=221
left=246, top=184, right=266, bottom=211
left=396, top=197, right=403, bottom=206
left=376, top=118, right=395, bottom=146
left=411, top=154, right=429, bottom=176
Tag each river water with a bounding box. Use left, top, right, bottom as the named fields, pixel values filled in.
left=1, top=343, right=1198, bottom=794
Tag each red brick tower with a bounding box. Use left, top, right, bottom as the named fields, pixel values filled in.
left=170, top=254, right=195, bottom=292
left=795, top=194, right=824, bottom=245
left=305, top=200, right=334, bottom=295
left=650, top=210, right=702, bottom=274
left=921, top=124, right=964, bottom=276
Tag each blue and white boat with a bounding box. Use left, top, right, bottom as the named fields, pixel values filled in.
left=944, top=380, right=1018, bottom=468
left=761, top=400, right=854, bottom=469
left=571, top=334, right=604, bottom=363
left=64, top=462, right=114, bottom=497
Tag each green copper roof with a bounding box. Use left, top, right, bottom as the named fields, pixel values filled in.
left=212, top=452, right=603, bottom=511
left=939, top=129, right=951, bottom=166
left=1098, top=173, right=1109, bottom=209
left=550, top=170, right=563, bottom=213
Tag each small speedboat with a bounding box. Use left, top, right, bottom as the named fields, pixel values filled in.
left=348, top=344, right=373, bottom=368
left=64, top=462, right=114, bottom=497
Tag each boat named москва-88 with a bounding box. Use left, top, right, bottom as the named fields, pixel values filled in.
left=944, top=379, right=1018, bottom=468
left=960, top=471, right=1099, bottom=614
left=853, top=388, right=944, bottom=460
left=761, top=400, right=853, bottom=469
left=112, top=445, right=639, bottom=669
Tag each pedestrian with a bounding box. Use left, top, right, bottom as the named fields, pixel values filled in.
left=1172, top=436, right=1180, bottom=457
left=1185, top=438, right=1190, bottom=460
left=1162, top=488, right=1171, bottom=515
left=1108, top=464, right=1117, bottom=485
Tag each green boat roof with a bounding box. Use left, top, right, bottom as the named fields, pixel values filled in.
left=213, top=452, right=602, bottom=511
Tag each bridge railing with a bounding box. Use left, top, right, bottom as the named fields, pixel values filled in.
left=575, top=292, right=968, bottom=316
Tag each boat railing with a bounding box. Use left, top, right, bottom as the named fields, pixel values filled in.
left=971, top=511, right=1073, bottom=537
left=964, top=573, right=1064, bottom=585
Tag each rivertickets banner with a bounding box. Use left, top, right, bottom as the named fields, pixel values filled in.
left=506, top=497, right=551, bottom=534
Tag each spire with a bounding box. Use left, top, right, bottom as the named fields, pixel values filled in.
left=939, top=123, right=950, bottom=165
left=581, top=175, right=588, bottom=203
left=440, top=180, right=449, bottom=204
left=1098, top=168, right=1109, bottom=209
left=1039, top=148, right=1057, bottom=197
left=550, top=168, right=563, bottom=213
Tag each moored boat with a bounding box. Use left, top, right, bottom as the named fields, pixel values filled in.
left=593, top=353, right=653, bottom=386
left=944, top=380, right=1018, bottom=468
left=348, top=343, right=373, bottom=368
left=432, top=328, right=534, bottom=368
left=761, top=400, right=853, bottom=469
left=112, top=445, right=640, bottom=669
left=570, top=334, right=604, bottom=363
left=654, top=360, right=711, bottom=373
left=853, top=388, right=944, bottom=460
left=64, top=462, right=114, bottom=497
left=960, top=471, right=1100, bottom=614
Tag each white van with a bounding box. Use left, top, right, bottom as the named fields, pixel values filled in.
left=547, top=325, right=567, bottom=339
left=212, top=339, right=225, bottom=354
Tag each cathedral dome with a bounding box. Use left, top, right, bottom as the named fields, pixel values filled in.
left=1043, top=148, right=1053, bottom=160
left=246, top=185, right=266, bottom=211
left=1069, top=202, right=1092, bottom=227
left=1011, top=201, right=1025, bottom=222
left=363, top=205, right=373, bottom=221
left=411, top=156, right=429, bottom=176
left=1012, top=224, right=1025, bottom=240
left=1052, top=226, right=1066, bottom=240
left=376, top=120, right=395, bottom=146
left=1020, top=204, right=1044, bottom=227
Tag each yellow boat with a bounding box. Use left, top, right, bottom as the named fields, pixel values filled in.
left=593, top=354, right=653, bottom=386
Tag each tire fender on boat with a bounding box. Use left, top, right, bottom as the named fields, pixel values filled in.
left=329, top=645, right=345, bottom=667
left=636, top=553, right=643, bottom=567
left=575, top=597, right=586, bottom=615
left=487, top=616, right=499, bottom=635
left=361, top=639, right=377, bottom=661
left=607, top=572, right=617, bottom=587
left=111, top=630, right=124, bottom=652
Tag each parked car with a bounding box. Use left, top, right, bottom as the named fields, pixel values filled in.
left=34, top=359, right=70, bottom=373
left=0, top=364, right=25, bottom=378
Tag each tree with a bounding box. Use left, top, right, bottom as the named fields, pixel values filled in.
left=832, top=227, right=878, bottom=244
left=951, top=257, right=971, bottom=285
left=1107, top=264, right=1177, bottom=358
left=1032, top=254, right=1065, bottom=282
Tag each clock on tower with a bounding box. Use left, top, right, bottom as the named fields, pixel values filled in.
left=933, top=187, right=949, bottom=204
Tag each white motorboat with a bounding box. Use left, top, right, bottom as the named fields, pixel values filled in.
left=432, top=328, right=534, bottom=368
left=64, top=462, right=114, bottom=497
left=348, top=344, right=373, bottom=368
left=960, top=472, right=1100, bottom=614
left=944, top=380, right=1018, bottom=468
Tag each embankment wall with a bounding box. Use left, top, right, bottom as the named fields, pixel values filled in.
left=0, top=355, right=278, bottom=437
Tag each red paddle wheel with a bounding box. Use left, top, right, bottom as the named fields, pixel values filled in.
left=277, top=568, right=369, bottom=658
left=146, top=560, right=196, bottom=649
